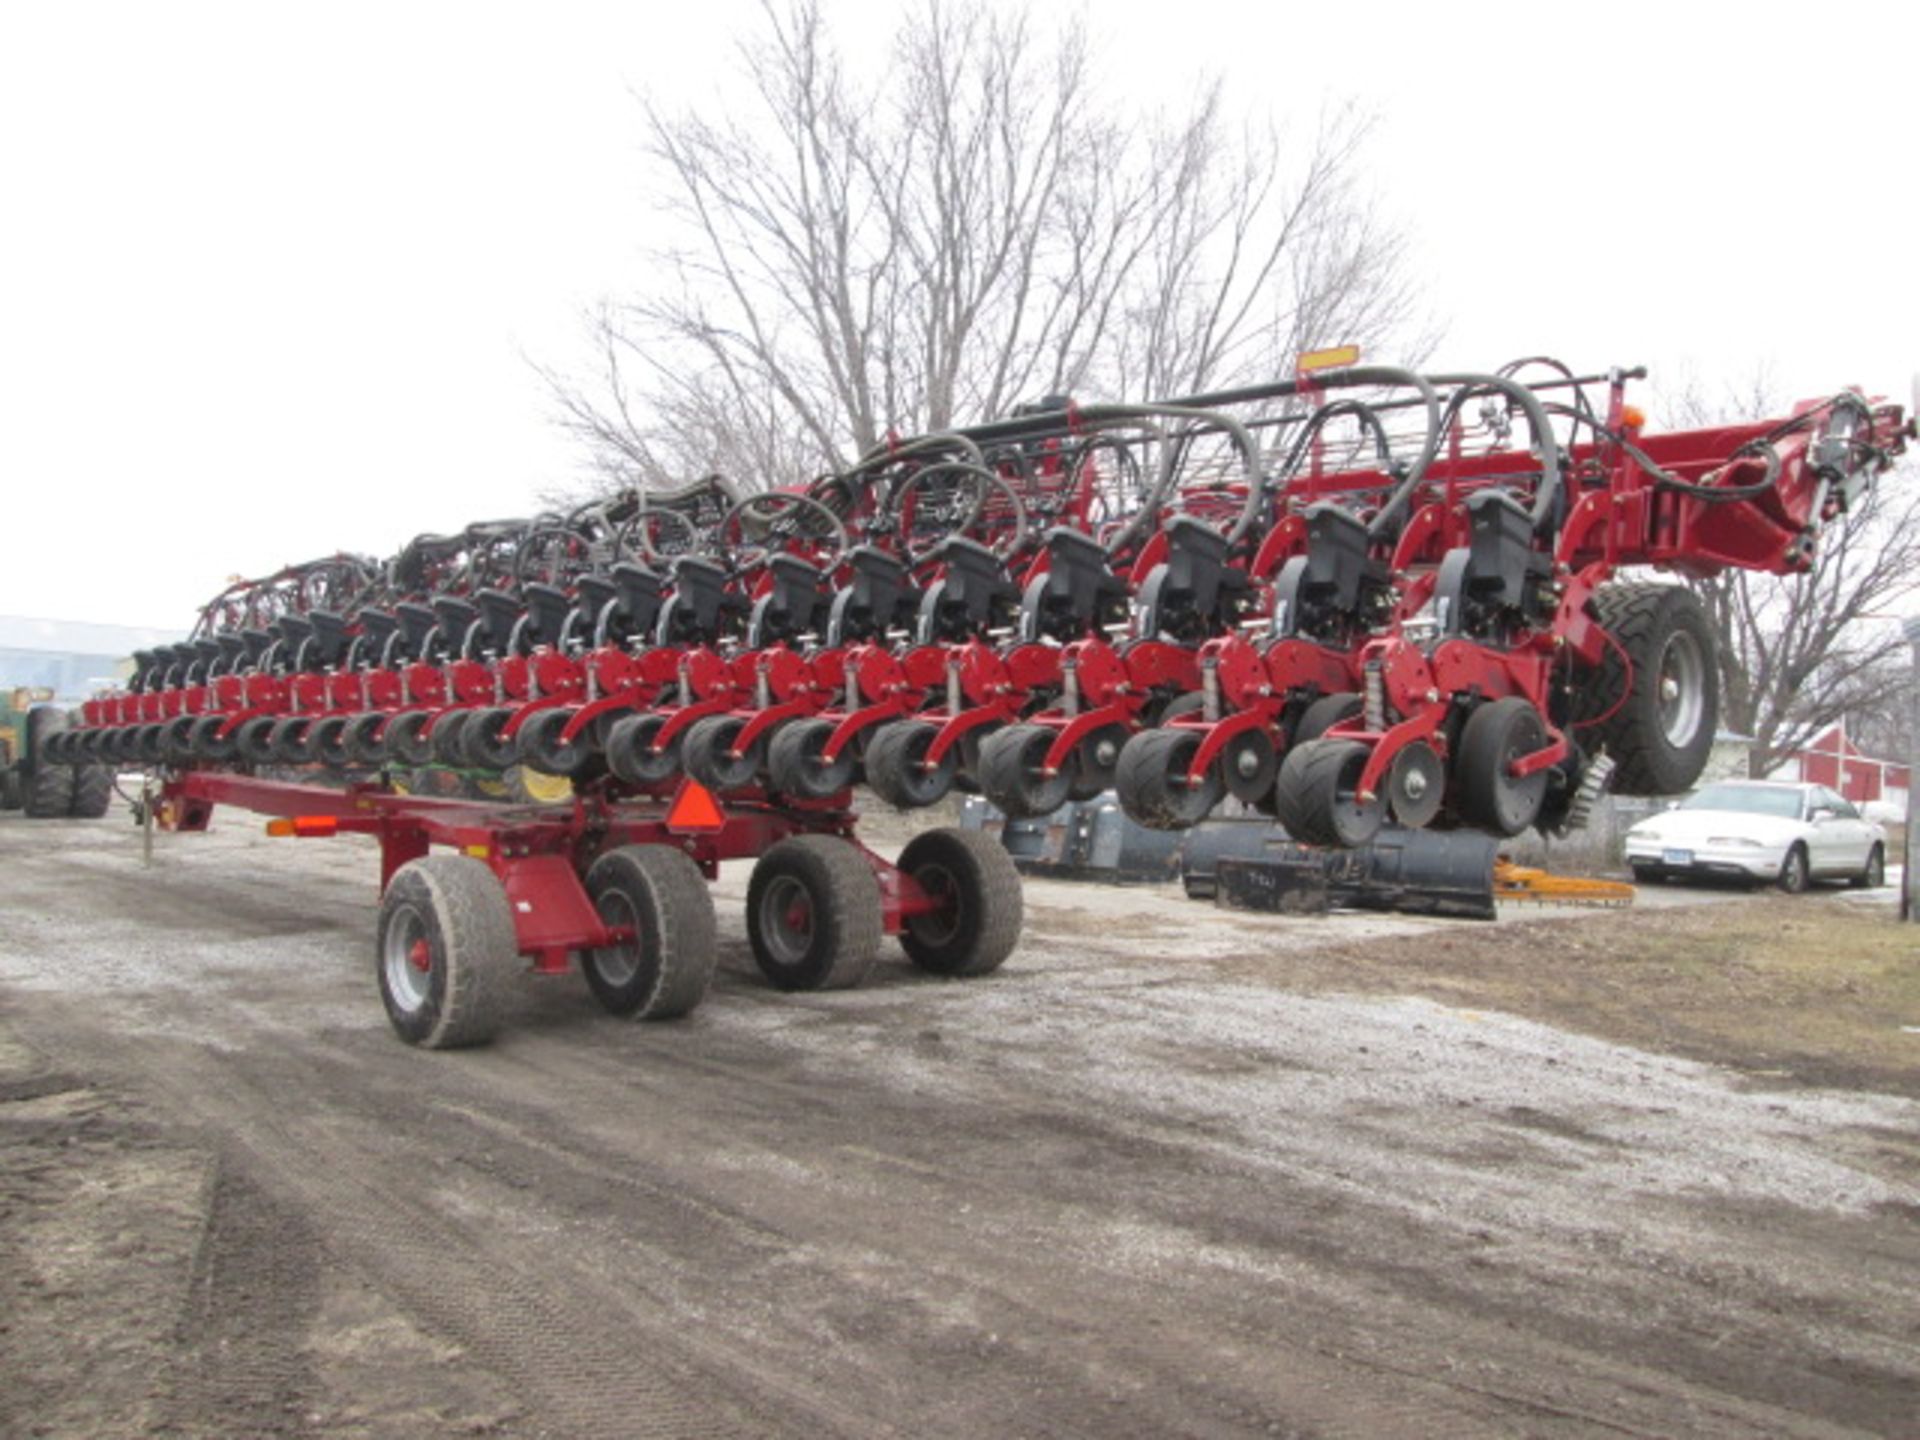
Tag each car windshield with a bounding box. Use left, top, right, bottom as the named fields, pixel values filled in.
left=1677, top=784, right=1804, bottom=819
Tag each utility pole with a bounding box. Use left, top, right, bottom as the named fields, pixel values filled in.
left=1905, top=616, right=1920, bottom=921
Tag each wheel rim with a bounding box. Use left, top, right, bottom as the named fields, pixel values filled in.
left=382, top=903, right=433, bottom=1013
left=759, top=875, right=815, bottom=966
left=1656, top=631, right=1707, bottom=749
left=908, top=861, right=964, bottom=947
left=589, top=891, right=641, bottom=987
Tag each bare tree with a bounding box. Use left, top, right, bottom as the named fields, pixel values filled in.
left=547, top=0, right=1423, bottom=490
left=1668, top=382, right=1920, bottom=778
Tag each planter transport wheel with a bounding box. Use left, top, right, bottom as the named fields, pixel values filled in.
left=581, top=845, right=716, bottom=1018
left=376, top=855, right=521, bottom=1048
left=894, top=827, right=1023, bottom=977
left=745, top=835, right=882, bottom=991
left=1575, top=582, right=1718, bottom=796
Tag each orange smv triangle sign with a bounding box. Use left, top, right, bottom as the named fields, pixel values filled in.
left=665, top=778, right=726, bottom=834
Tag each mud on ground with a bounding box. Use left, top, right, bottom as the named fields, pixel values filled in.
left=1, top=808, right=1916, bottom=1438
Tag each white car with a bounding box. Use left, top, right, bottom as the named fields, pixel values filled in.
left=1622, top=780, right=1886, bottom=893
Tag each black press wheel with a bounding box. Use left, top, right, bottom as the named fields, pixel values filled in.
left=746, top=835, right=883, bottom=991
left=187, top=713, right=238, bottom=762
left=233, top=716, right=279, bottom=765
left=265, top=715, right=311, bottom=764
left=863, top=721, right=958, bottom=809
left=460, top=706, right=519, bottom=771
left=767, top=717, right=857, bottom=800
left=1272, top=737, right=1385, bottom=847
left=341, top=711, right=390, bottom=766
left=309, top=714, right=354, bottom=769
left=384, top=710, right=434, bottom=767
left=1851, top=844, right=1885, bottom=890
left=1776, top=843, right=1810, bottom=895
left=1455, top=697, right=1551, bottom=837
left=580, top=845, right=716, bottom=1018
left=1115, top=727, right=1224, bottom=830
left=894, top=827, right=1023, bottom=977
left=515, top=707, right=596, bottom=778
left=605, top=712, right=683, bottom=787
left=683, top=714, right=765, bottom=791
left=376, top=855, right=522, bottom=1048
left=429, top=711, right=473, bottom=768
left=975, top=723, right=1074, bottom=819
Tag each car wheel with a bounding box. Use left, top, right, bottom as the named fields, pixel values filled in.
left=1850, top=844, right=1885, bottom=890
left=1776, top=843, right=1810, bottom=895
left=1629, top=863, right=1660, bottom=884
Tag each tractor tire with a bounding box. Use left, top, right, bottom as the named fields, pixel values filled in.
left=1272, top=737, right=1384, bottom=847
left=863, top=721, right=957, bottom=809
left=68, top=766, right=115, bottom=819
left=976, top=723, right=1073, bottom=819
left=1455, top=697, right=1552, bottom=837
left=581, top=845, right=716, bottom=1019
left=0, top=768, right=22, bottom=811
left=376, top=855, right=521, bottom=1048
left=1577, top=582, right=1717, bottom=797
left=894, top=827, right=1023, bottom=977
left=745, top=835, right=882, bottom=991
left=22, top=708, right=74, bottom=818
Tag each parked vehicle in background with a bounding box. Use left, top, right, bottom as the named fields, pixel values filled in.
left=1622, top=780, right=1885, bottom=893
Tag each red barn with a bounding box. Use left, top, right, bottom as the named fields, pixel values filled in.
left=1773, top=723, right=1911, bottom=810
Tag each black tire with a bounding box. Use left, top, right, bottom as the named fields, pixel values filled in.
left=1272, top=738, right=1384, bottom=847
left=1629, top=863, right=1660, bottom=885
left=460, top=706, right=518, bottom=771
left=267, top=715, right=312, bottom=764
left=864, top=721, right=957, bottom=809
left=1115, top=727, right=1224, bottom=830
left=605, top=712, right=682, bottom=787
left=1291, top=691, right=1362, bottom=744
left=234, top=716, right=280, bottom=766
left=515, top=707, right=595, bottom=778
left=341, top=711, right=389, bottom=766
left=310, top=714, right=354, bottom=769
left=581, top=846, right=716, bottom=1018
left=499, top=764, right=574, bottom=806
left=376, top=855, right=521, bottom=1048
left=976, top=723, right=1073, bottom=819
left=745, top=835, right=882, bottom=991
left=1455, top=697, right=1551, bottom=837
left=188, top=713, right=237, bottom=762
left=430, top=711, right=473, bottom=768
left=384, top=710, right=433, bottom=767
left=1577, top=582, right=1717, bottom=797
left=683, top=714, right=763, bottom=791
left=1067, top=724, right=1129, bottom=801
left=894, top=827, right=1023, bottom=977
left=767, top=717, right=857, bottom=800
left=1850, top=844, right=1886, bottom=890
left=22, top=707, right=73, bottom=818
left=0, top=768, right=21, bottom=810
left=1776, top=843, right=1810, bottom=895
left=69, top=766, right=114, bottom=819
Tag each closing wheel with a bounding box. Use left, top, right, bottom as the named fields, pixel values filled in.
left=864, top=721, right=957, bottom=809
left=684, top=714, right=764, bottom=791
left=1067, top=724, right=1129, bottom=801
left=746, top=835, right=883, bottom=991
left=376, top=855, right=522, bottom=1048
left=976, top=723, right=1073, bottom=819
left=1456, top=697, right=1551, bottom=836
left=384, top=710, right=433, bottom=767
left=895, top=827, right=1024, bottom=977
left=430, top=711, right=473, bottom=767
left=581, top=845, right=717, bottom=1018
left=1385, top=739, right=1445, bottom=828
left=341, top=711, right=389, bottom=766
left=605, top=712, right=682, bottom=787
left=460, top=706, right=518, bottom=771
left=767, top=717, right=856, bottom=800
left=1273, top=738, right=1385, bottom=847
left=1575, top=582, right=1718, bottom=796
left=515, top=706, right=596, bottom=778
left=1115, top=727, right=1225, bottom=830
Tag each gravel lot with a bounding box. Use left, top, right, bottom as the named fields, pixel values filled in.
left=1, top=806, right=1915, bottom=1438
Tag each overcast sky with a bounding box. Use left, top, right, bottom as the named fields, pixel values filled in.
left=3, top=0, right=1915, bottom=629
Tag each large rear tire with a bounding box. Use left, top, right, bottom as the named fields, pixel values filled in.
left=376, top=856, right=521, bottom=1048
left=745, top=835, right=882, bottom=991
left=68, top=766, right=115, bottom=819
left=22, top=707, right=73, bottom=818
left=1577, top=582, right=1717, bottom=797
left=894, top=827, right=1022, bottom=977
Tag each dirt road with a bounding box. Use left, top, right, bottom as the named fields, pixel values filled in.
left=2, top=811, right=1916, bottom=1437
